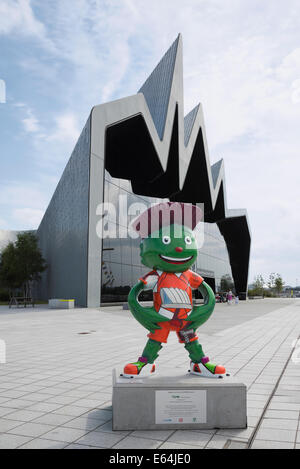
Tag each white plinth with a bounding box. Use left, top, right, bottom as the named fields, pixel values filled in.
left=48, top=299, right=75, bottom=309
left=112, top=369, right=247, bottom=431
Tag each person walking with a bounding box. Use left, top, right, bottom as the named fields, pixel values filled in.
left=227, top=290, right=233, bottom=305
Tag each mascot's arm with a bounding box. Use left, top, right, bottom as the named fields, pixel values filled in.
left=186, top=281, right=216, bottom=331
left=128, top=281, right=169, bottom=333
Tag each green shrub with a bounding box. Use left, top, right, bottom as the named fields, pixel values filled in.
left=247, top=288, right=275, bottom=298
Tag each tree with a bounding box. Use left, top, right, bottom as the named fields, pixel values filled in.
left=248, top=274, right=265, bottom=296
left=267, top=272, right=276, bottom=291
left=252, top=275, right=265, bottom=295
left=0, top=232, right=47, bottom=298
left=267, top=272, right=285, bottom=296
left=0, top=242, right=20, bottom=291
left=274, top=274, right=284, bottom=295
left=220, top=274, right=234, bottom=292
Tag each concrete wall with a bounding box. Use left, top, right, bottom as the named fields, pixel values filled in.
left=36, top=116, right=91, bottom=306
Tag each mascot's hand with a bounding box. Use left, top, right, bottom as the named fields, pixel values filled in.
left=187, top=281, right=216, bottom=331
left=128, top=281, right=169, bottom=333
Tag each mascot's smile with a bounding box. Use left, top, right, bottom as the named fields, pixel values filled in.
left=159, top=254, right=193, bottom=264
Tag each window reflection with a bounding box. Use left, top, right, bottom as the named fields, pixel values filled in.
left=101, top=171, right=233, bottom=303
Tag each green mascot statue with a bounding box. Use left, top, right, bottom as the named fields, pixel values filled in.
left=123, top=202, right=227, bottom=379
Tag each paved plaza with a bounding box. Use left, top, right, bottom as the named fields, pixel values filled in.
left=0, top=298, right=299, bottom=449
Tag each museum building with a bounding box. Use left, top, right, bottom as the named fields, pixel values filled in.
left=0, top=35, right=251, bottom=307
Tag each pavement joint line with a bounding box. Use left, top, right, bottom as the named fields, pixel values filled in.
left=0, top=400, right=112, bottom=429
left=293, top=411, right=300, bottom=448
left=222, top=328, right=281, bottom=371
left=219, top=329, right=292, bottom=390
left=201, top=321, right=280, bottom=372
left=202, top=431, right=217, bottom=449
left=223, top=439, right=231, bottom=449
left=14, top=412, right=113, bottom=449
left=144, top=430, right=178, bottom=449
left=235, top=317, right=299, bottom=379
left=209, top=305, right=298, bottom=371
left=246, top=333, right=300, bottom=449
left=223, top=438, right=247, bottom=449
left=154, top=428, right=215, bottom=450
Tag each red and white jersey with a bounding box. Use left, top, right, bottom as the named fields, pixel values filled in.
left=139, top=270, right=203, bottom=320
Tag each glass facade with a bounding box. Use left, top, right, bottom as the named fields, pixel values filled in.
left=101, top=171, right=233, bottom=303
left=195, top=222, right=233, bottom=293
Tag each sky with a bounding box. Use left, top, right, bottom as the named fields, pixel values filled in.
left=0, top=0, right=300, bottom=287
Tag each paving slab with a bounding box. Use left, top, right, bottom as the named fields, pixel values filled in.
left=7, top=422, right=55, bottom=437
left=74, top=430, right=124, bottom=448
left=18, top=438, right=68, bottom=449
left=0, top=299, right=299, bottom=449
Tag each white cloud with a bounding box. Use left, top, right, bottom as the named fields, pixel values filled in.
left=276, top=48, right=300, bottom=81
left=0, top=217, right=9, bottom=230
left=22, top=116, right=39, bottom=133
left=0, top=180, right=52, bottom=231
left=27, top=0, right=138, bottom=104
left=12, top=208, right=44, bottom=229
left=0, top=0, right=46, bottom=37
left=46, top=112, right=80, bottom=143
left=16, top=105, right=80, bottom=167
left=26, top=112, right=82, bottom=173
left=22, top=109, right=40, bottom=133
left=0, top=181, right=48, bottom=211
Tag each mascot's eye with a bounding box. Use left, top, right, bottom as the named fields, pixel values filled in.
left=162, top=236, right=171, bottom=245
left=185, top=236, right=192, bottom=245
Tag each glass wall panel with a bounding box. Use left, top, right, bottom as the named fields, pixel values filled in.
left=101, top=170, right=233, bottom=303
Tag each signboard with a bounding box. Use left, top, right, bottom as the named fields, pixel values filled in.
left=155, top=390, right=207, bottom=424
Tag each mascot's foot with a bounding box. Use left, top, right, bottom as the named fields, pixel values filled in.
left=122, top=358, right=156, bottom=379
left=189, top=357, right=229, bottom=379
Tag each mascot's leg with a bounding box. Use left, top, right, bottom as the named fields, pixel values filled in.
left=186, top=341, right=227, bottom=378
left=177, top=330, right=227, bottom=379
left=123, top=339, right=162, bottom=378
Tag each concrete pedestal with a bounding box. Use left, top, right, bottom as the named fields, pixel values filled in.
left=112, top=369, right=247, bottom=431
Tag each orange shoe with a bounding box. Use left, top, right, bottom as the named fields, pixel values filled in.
left=122, top=358, right=155, bottom=378
left=124, top=362, right=143, bottom=376
left=189, top=357, right=229, bottom=379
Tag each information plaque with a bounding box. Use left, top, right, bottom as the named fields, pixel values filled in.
left=155, top=389, right=207, bottom=424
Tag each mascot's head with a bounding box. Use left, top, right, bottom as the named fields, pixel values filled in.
left=131, top=202, right=202, bottom=273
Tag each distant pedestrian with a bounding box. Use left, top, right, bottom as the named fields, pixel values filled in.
left=235, top=295, right=239, bottom=305
left=227, top=290, right=233, bottom=305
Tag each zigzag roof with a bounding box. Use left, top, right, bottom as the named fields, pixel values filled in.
left=91, top=34, right=250, bottom=227
left=36, top=34, right=251, bottom=305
